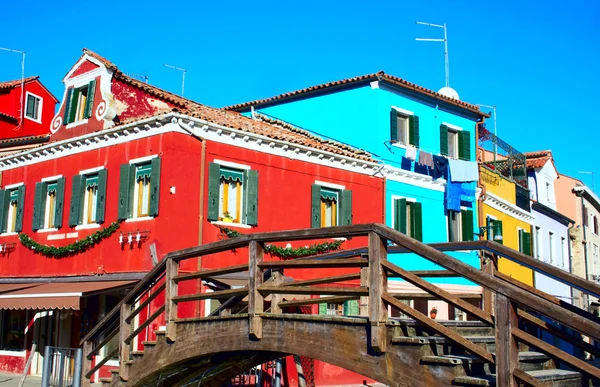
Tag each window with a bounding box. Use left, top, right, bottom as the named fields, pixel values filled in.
left=393, top=198, right=423, bottom=241
left=534, top=226, right=542, bottom=259
left=448, top=209, right=475, bottom=242
left=390, top=109, right=419, bottom=147
left=518, top=229, right=532, bottom=256
left=0, top=186, right=25, bottom=234
left=594, top=216, right=599, bottom=235
left=32, top=178, right=65, bottom=231
left=319, top=299, right=359, bottom=316
left=560, top=237, right=566, bottom=268
left=207, top=162, right=257, bottom=225
left=63, top=80, right=96, bottom=125
left=440, top=124, right=470, bottom=160
left=119, top=159, right=161, bottom=220
left=70, top=170, right=107, bottom=227
left=0, top=310, right=26, bottom=351
left=548, top=232, right=554, bottom=264
left=25, top=92, right=42, bottom=122
left=311, top=184, right=352, bottom=228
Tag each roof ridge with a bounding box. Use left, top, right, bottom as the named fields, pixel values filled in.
left=0, top=76, right=40, bottom=89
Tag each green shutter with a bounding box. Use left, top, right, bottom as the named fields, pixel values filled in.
left=319, top=302, right=327, bottom=315
left=68, top=88, right=79, bottom=124
left=493, top=220, right=504, bottom=245
left=32, top=182, right=44, bottom=231
left=409, top=115, right=420, bottom=147
left=149, top=158, right=161, bottom=217
left=95, top=169, right=107, bottom=223
left=63, top=88, right=73, bottom=125
left=411, top=202, right=423, bottom=242
left=54, top=178, right=65, bottom=229
left=343, top=300, right=359, bottom=316
left=458, top=131, right=471, bottom=161
left=207, top=163, right=221, bottom=221
left=461, top=209, right=474, bottom=242
left=245, top=170, right=258, bottom=226
left=447, top=211, right=455, bottom=242
left=522, top=231, right=532, bottom=256
left=69, top=175, right=83, bottom=227
left=394, top=199, right=407, bottom=233
left=340, top=189, right=352, bottom=226
left=118, top=164, right=131, bottom=220
left=390, top=109, right=398, bottom=142
left=311, top=184, right=321, bottom=228
left=14, top=186, right=25, bottom=233
left=440, top=124, right=449, bottom=156
left=0, top=190, right=5, bottom=233
left=84, top=80, right=96, bottom=119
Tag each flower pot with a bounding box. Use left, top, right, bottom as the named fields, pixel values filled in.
left=429, top=312, right=437, bottom=319
left=223, top=217, right=233, bottom=223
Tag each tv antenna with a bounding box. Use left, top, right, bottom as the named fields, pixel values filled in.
left=0, top=47, right=26, bottom=124
left=416, top=21, right=450, bottom=88
left=579, top=171, right=595, bottom=194
left=126, top=73, right=149, bottom=83
left=164, top=64, right=187, bottom=96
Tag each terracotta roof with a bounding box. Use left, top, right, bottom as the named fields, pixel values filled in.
left=0, top=134, right=49, bottom=146
left=82, top=49, right=376, bottom=162
left=223, top=71, right=489, bottom=117
left=523, top=150, right=553, bottom=170
left=0, top=112, right=18, bottom=123
left=0, top=76, right=39, bottom=91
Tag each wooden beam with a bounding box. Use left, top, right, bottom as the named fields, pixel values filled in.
left=278, top=296, right=357, bottom=308
left=85, top=347, right=119, bottom=379
left=270, top=270, right=284, bottom=314
left=258, top=258, right=368, bottom=269
left=167, top=236, right=252, bottom=262
left=389, top=293, right=482, bottom=300
left=125, top=282, right=165, bottom=324
left=481, top=252, right=496, bottom=314
left=248, top=240, right=264, bottom=339
left=280, top=273, right=361, bottom=287
left=360, top=267, right=369, bottom=316
left=119, top=303, right=132, bottom=381
left=404, top=270, right=460, bottom=278
left=369, top=232, right=387, bottom=353
left=81, top=341, right=93, bottom=387
left=86, top=326, right=119, bottom=359
left=248, top=223, right=375, bottom=243
left=173, top=264, right=249, bottom=283
left=172, top=288, right=248, bottom=303
left=495, top=293, right=519, bottom=387
left=165, top=258, right=178, bottom=342
left=258, top=285, right=368, bottom=296
left=513, top=369, right=546, bottom=387
left=123, top=305, right=165, bottom=345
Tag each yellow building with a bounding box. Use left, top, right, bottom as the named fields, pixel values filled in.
left=479, top=166, right=534, bottom=285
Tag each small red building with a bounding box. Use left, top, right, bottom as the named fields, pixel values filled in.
left=0, top=49, right=384, bottom=385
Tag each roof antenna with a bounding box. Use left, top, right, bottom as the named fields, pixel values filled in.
left=126, top=73, right=149, bottom=83
left=416, top=22, right=457, bottom=99
left=164, top=64, right=187, bottom=96
left=0, top=47, right=26, bottom=125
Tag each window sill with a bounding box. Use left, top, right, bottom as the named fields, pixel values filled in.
left=0, top=349, right=26, bottom=357
left=391, top=142, right=408, bottom=149
left=211, top=221, right=252, bottom=229
left=75, top=224, right=100, bottom=230
left=24, top=115, right=42, bottom=124
left=126, top=216, right=155, bottom=223
left=37, top=228, right=58, bottom=233
left=66, top=119, right=88, bottom=129
left=332, top=237, right=347, bottom=241
left=0, top=232, right=18, bottom=237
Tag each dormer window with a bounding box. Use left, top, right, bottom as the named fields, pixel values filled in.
left=25, top=92, right=42, bottom=123
left=63, top=80, right=96, bottom=125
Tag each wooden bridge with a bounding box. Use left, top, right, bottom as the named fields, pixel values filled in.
left=81, top=224, right=600, bottom=387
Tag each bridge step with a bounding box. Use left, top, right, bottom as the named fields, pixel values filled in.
left=131, top=350, right=144, bottom=356
left=389, top=319, right=495, bottom=337
left=99, top=377, right=113, bottom=384
left=142, top=340, right=157, bottom=347
left=421, top=351, right=550, bottom=372
left=453, top=369, right=581, bottom=387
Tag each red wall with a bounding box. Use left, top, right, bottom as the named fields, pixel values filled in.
left=0, top=80, right=56, bottom=139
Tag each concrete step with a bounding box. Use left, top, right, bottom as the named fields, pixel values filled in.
left=421, top=351, right=550, bottom=372
left=389, top=318, right=494, bottom=338
left=453, top=369, right=582, bottom=387
left=392, top=335, right=496, bottom=354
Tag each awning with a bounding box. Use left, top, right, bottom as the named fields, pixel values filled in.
left=0, top=280, right=136, bottom=310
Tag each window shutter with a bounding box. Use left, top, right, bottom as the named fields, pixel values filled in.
left=409, top=115, right=420, bottom=147
left=461, top=209, right=474, bottom=242
left=0, top=190, right=5, bottom=233
left=318, top=302, right=327, bottom=315
left=447, top=211, right=455, bottom=242
left=13, top=185, right=25, bottom=233
left=149, top=158, right=161, bottom=217
left=32, top=182, right=44, bottom=231
left=69, top=175, right=83, bottom=227
left=493, top=220, right=504, bottom=245
left=311, top=184, right=322, bottom=228
left=394, top=198, right=407, bottom=233
left=523, top=231, right=532, bottom=256
left=84, top=80, right=96, bottom=119
left=411, top=202, right=423, bottom=242
left=207, top=163, right=221, bottom=221
left=340, top=189, right=353, bottom=226
left=95, top=169, right=107, bottom=223
left=390, top=109, right=398, bottom=142
left=54, top=177, right=65, bottom=229
left=118, top=164, right=131, bottom=220
left=439, top=124, right=449, bottom=156
left=343, top=300, right=359, bottom=316
left=63, top=88, right=73, bottom=125
left=68, top=88, right=80, bottom=124
left=245, top=169, right=258, bottom=226
left=458, top=131, right=471, bottom=161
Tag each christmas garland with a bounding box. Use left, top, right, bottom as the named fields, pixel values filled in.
left=19, top=220, right=123, bottom=258
left=217, top=225, right=343, bottom=259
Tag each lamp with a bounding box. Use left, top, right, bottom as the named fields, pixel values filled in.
left=478, top=218, right=503, bottom=242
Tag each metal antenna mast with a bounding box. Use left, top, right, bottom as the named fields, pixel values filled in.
left=416, top=21, right=450, bottom=88
left=164, top=64, right=187, bottom=96
left=0, top=47, right=26, bottom=124
left=579, top=171, right=595, bottom=194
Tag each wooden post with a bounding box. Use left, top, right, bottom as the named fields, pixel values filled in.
left=481, top=251, right=496, bottom=314
left=165, top=258, right=178, bottom=342
left=249, top=240, right=264, bottom=339
left=360, top=265, right=369, bottom=316
left=82, top=341, right=92, bottom=387
left=119, top=303, right=132, bottom=381
left=495, top=293, right=519, bottom=387
left=368, top=232, right=388, bottom=353
left=271, top=269, right=284, bottom=314
left=18, top=342, right=36, bottom=387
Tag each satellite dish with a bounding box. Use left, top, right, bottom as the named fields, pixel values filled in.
left=438, top=86, right=459, bottom=100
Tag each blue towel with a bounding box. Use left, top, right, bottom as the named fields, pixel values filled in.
left=446, top=171, right=476, bottom=211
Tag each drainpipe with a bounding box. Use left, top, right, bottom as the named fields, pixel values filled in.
left=475, top=119, right=487, bottom=240
left=567, top=219, right=576, bottom=305
left=580, top=195, right=590, bottom=310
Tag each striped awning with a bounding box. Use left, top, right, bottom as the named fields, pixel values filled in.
left=220, top=168, right=243, bottom=182
left=135, top=164, right=152, bottom=180
left=320, top=188, right=338, bottom=201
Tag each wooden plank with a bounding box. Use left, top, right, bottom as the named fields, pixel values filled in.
left=167, top=235, right=252, bottom=262
left=119, top=303, right=132, bottom=381
left=389, top=293, right=482, bottom=300
left=165, top=258, right=178, bottom=342
left=382, top=260, right=493, bottom=325
left=173, top=264, right=249, bottom=283
left=481, top=252, right=496, bottom=314
left=368, top=232, right=387, bottom=353
left=248, top=223, right=375, bottom=243
left=125, top=282, right=166, bottom=324
left=513, top=327, right=600, bottom=380
left=270, top=270, right=284, bottom=314
left=123, top=305, right=165, bottom=345
left=495, top=293, right=519, bottom=387
left=86, top=326, right=119, bottom=359
left=513, top=369, right=546, bottom=387
left=382, top=293, right=495, bottom=364
left=258, top=285, right=368, bottom=296
left=281, top=273, right=361, bottom=287
left=172, top=288, right=248, bottom=303
left=85, top=347, right=119, bottom=378
left=248, top=240, right=264, bottom=339
left=278, top=296, right=356, bottom=308
left=517, top=309, right=600, bottom=358
left=374, top=225, right=600, bottom=341
left=258, top=258, right=368, bottom=269
left=405, top=270, right=460, bottom=278
left=360, top=267, right=369, bottom=316
left=81, top=341, right=93, bottom=387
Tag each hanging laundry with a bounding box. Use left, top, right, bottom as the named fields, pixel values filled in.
left=445, top=171, right=476, bottom=212
left=418, top=150, right=434, bottom=168
left=432, top=155, right=448, bottom=180
left=404, top=146, right=417, bottom=161
left=448, top=159, right=479, bottom=182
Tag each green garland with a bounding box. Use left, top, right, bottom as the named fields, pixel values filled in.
left=217, top=225, right=343, bottom=259
left=19, top=220, right=122, bottom=258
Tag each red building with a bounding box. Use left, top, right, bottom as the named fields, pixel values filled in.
left=0, top=49, right=384, bottom=384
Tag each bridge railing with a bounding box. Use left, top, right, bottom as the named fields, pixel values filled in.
left=80, top=223, right=600, bottom=387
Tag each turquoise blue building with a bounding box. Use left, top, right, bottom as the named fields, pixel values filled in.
left=226, top=72, right=489, bottom=317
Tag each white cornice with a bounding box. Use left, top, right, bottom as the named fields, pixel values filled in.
left=484, top=191, right=534, bottom=224
left=380, top=165, right=446, bottom=192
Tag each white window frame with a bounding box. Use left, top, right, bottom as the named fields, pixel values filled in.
left=391, top=107, right=414, bottom=147
left=132, top=165, right=152, bottom=220
left=560, top=236, right=567, bottom=269
left=548, top=231, right=554, bottom=265
left=517, top=227, right=525, bottom=252
left=82, top=179, right=98, bottom=225
left=43, top=183, right=57, bottom=230
left=24, top=92, right=43, bottom=123
left=534, top=226, right=542, bottom=260
left=217, top=168, right=245, bottom=224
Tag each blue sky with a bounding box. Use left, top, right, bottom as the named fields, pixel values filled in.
left=1, top=0, right=598, bottom=186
